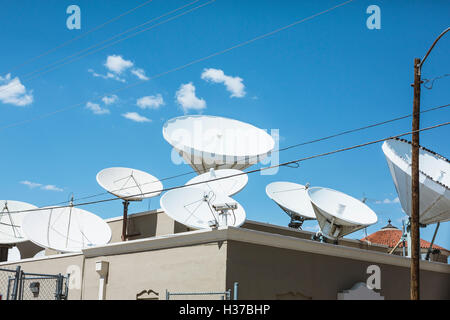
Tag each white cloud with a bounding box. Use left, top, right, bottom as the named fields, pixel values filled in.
left=136, top=94, right=164, bottom=109
left=122, top=112, right=151, bottom=123
left=175, top=82, right=206, bottom=113
left=20, top=180, right=63, bottom=192
left=104, top=55, right=133, bottom=74
left=131, top=68, right=149, bottom=81
left=201, top=68, right=245, bottom=98
left=20, top=180, right=42, bottom=188
left=0, top=74, right=34, bottom=106
left=375, top=197, right=400, bottom=204
left=102, top=95, right=118, bottom=105
left=86, top=101, right=110, bottom=115
left=41, top=185, right=63, bottom=192
left=88, top=69, right=126, bottom=83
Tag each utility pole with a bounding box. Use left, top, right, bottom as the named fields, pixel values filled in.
left=409, top=26, right=449, bottom=301
left=410, top=58, right=421, bottom=300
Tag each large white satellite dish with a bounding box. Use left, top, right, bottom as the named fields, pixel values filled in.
left=185, top=168, right=248, bottom=197
left=97, top=167, right=163, bottom=241
left=7, top=246, right=21, bottom=262
left=160, top=187, right=246, bottom=230
left=96, top=167, right=163, bottom=201
left=265, top=182, right=316, bottom=229
left=22, top=206, right=111, bottom=253
left=163, top=115, right=275, bottom=174
left=382, top=138, right=450, bottom=225
left=0, top=200, right=37, bottom=244
left=307, top=187, right=378, bottom=240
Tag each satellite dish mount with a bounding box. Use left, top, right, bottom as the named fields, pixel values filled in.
left=114, top=171, right=144, bottom=241
left=212, top=202, right=238, bottom=228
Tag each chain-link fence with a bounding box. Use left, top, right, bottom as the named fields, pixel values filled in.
left=0, top=266, right=69, bottom=300
left=0, top=267, right=18, bottom=300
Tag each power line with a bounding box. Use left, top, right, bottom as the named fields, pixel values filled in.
left=38, top=102, right=450, bottom=208
left=423, top=73, right=450, bottom=89
left=0, top=0, right=356, bottom=131
left=5, top=0, right=155, bottom=75
left=5, top=121, right=449, bottom=214
left=0, top=0, right=211, bottom=97
left=16, top=0, right=204, bottom=80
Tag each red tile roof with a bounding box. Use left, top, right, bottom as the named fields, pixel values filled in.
left=360, top=227, right=447, bottom=251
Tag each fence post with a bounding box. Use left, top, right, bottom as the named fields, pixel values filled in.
left=11, top=266, right=21, bottom=300
left=233, top=282, right=239, bottom=300
left=64, top=273, right=70, bottom=300
left=55, top=273, right=63, bottom=300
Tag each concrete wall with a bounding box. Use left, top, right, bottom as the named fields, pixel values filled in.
left=106, top=210, right=189, bottom=243
left=242, top=221, right=389, bottom=254
left=81, top=242, right=227, bottom=300
left=225, top=241, right=450, bottom=300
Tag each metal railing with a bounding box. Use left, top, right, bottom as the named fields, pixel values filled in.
left=166, top=289, right=231, bottom=300
left=165, top=282, right=239, bottom=300
left=0, top=266, right=69, bottom=300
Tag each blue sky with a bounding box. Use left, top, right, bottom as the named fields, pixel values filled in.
left=0, top=0, right=449, bottom=248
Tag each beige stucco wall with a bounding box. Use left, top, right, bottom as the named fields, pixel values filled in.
left=225, top=240, right=450, bottom=300
left=81, top=242, right=227, bottom=300
left=242, top=221, right=390, bottom=254
left=106, top=210, right=189, bottom=243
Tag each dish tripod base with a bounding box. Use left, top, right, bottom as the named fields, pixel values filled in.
left=287, top=215, right=305, bottom=230
left=311, top=231, right=338, bottom=245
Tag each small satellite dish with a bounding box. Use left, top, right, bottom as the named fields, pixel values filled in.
left=97, top=167, right=163, bottom=241
left=7, top=246, right=21, bottom=262
left=185, top=168, right=248, bottom=197
left=162, top=115, right=275, bottom=174
left=382, top=138, right=450, bottom=225
left=22, top=205, right=111, bottom=253
left=0, top=200, right=37, bottom=244
left=307, top=187, right=378, bottom=239
left=265, top=182, right=316, bottom=229
left=160, top=187, right=246, bottom=230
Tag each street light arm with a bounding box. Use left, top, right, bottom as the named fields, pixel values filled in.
left=419, top=27, right=450, bottom=70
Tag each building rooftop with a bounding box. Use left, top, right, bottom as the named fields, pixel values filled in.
left=360, top=220, right=448, bottom=251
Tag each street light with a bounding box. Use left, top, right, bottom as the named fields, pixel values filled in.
left=410, top=27, right=450, bottom=301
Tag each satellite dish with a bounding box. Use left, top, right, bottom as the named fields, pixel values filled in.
left=307, top=187, right=378, bottom=239
left=160, top=187, right=246, bottom=230
left=97, top=167, right=163, bottom=241
left=96, top=167, right=163, bottom=201
left=7, top=246, right=21, bottom=262
left=265, top=182, right=316, bottom=229
left=185, top=168, right=248, bottom=197
left=22, top=205, right=112, bottom=253
left=382, top=138, right=450, bottom=225
left=0, top=200, right=37, bottom=244
left=163, top=115, right=275, bottom=173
